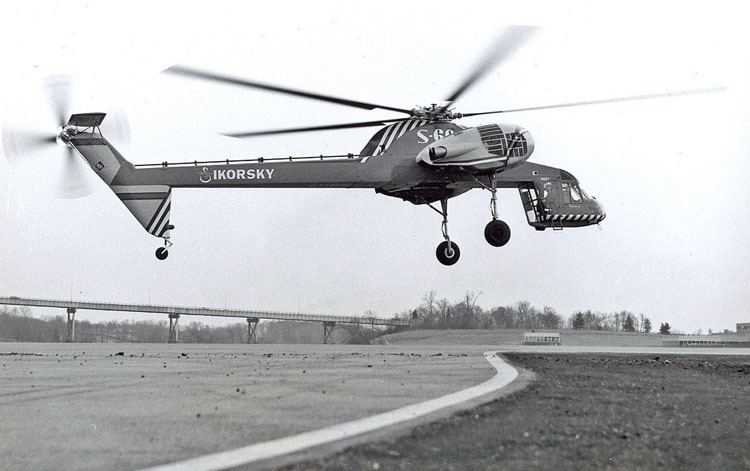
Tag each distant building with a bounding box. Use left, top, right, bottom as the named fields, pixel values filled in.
left=663, top=331, right=750, bottom=347
left=523, top=331, right=561, bottom=345
left=737, top=322, right=750, bottom=332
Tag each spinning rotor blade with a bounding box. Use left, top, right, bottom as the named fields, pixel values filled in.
left=462, top=87, right=726, bottom=117
left=445, top=25, right=540, bottom=106
left=2, top=127, right=58, bottom=164
left=2, top=76, right=75, bottom=164
left=224, top=118, right=409, bottom=138
left=99, top=109, right=131, bottom=146
left=57, top=145, right=96, bottom=199
left=45, top=75, right=73, bottom=127
left=165, top=65, right=412, bottom=115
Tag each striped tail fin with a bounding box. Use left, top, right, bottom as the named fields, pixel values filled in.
left=112, top=185, right=173, bottom=239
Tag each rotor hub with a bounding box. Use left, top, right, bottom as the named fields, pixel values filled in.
left=59, top=125, right=77, bottom=143
left=410, top=104, right=463, bottom=121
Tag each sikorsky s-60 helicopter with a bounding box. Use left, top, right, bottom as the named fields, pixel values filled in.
left=2, top=27, right=722, bottom=265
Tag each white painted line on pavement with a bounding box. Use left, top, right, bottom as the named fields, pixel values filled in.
left=142, top=351, right=518, bottom=471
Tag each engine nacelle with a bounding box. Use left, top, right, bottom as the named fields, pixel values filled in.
left=416, top=123, right=534, bottom=173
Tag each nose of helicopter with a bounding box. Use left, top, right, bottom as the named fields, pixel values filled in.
left=590, top=198, right=606, bottom=223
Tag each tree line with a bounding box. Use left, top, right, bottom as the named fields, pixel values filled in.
left=408, top=291, right=665, bottom=333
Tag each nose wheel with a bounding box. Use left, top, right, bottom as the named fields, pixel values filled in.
left=473, top=171, right=512, bottom=248
left=485, top=220, right=511, bottom=247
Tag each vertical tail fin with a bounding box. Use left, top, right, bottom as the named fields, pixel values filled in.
left=111, top=185, right=173, bottom=238
left=66, top=113, right=173, bottom=240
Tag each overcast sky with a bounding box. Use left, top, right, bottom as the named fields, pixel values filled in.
left=0, top=1, right=748, bottom=333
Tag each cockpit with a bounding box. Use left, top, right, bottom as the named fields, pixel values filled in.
left=518, top=172, right=605, bottom=230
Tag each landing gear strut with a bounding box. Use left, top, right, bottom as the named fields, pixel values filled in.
left=477, top=172, right=511, bottom=247
left=429, top=198, right=460, bottom=266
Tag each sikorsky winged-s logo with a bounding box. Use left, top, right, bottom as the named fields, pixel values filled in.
left=199, top=167, right=275, bottom=183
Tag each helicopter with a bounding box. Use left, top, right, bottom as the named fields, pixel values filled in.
left=1, top=26, right=722, bottom=265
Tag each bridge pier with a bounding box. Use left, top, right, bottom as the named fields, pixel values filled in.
left=66, top=308, right=76, bottom=342
left=168, top=313, right=180, bottom=343
left=247, top=317, right=259, bottom=344
left=323, top=321, right=336, bottom=344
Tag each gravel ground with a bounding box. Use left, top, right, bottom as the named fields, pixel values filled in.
left=284, top=353, right=750, bottom=470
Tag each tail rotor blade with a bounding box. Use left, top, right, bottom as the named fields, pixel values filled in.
left=44, top=75, right=73, bottom=127
left=57, top=145, right=96, bottom=199
left=100, top=109, right=131, bottom=146
left=2, top=126, right=58, bottom=165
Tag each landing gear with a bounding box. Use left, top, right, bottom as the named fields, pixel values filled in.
left=436, top=240, right=460, bottom=265
left=155, top=238, right=173, bottom=261
left=485, top=220, right=511, bottom=247
left=428, top=198, right=461, bottom=266
left=155, top=247, right=169, bottom=260
left=474, top=171, right=512, bottom=248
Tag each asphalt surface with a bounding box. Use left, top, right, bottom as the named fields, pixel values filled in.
left=286, top=352, right=750, bottom=470
left=0, top=343, right=493, bottom=471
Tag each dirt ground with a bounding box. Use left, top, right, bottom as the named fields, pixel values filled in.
left=284, top=353, right=750, bottom=470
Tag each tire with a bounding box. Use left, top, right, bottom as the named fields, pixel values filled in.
left=484, top=220, right=511, bottom=247
left=436, top=241, right=460, bottom=266
left=155, top=247, right=169, bottom=260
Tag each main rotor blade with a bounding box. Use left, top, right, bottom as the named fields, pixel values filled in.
left=445, top=25, right=539, bottom=106
left=462, top=87, right=727, bottom=117
left=223, top=118, right=409, bottom=138
left=166, top=65, right=412, bottom=115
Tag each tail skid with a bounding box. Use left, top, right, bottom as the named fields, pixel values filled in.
left=66, top=114, right=173, bottom=259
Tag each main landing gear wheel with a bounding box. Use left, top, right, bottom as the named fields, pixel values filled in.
left=155, top=247, right=169, bottom=260
left=484, top=220, right=511, bottom=247
left=436, top=241, right=460, bottom=266
left=429, top=197, right=461, bottom=266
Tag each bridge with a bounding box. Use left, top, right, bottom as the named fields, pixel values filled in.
left=0, top=296, right=410, bottom=344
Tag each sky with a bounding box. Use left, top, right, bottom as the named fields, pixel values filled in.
left=0, top=1, right=748, bottom=333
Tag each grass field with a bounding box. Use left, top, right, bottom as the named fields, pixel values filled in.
left=383, top=328, right=666, bottom=347
left=286, top=353, right=750, bottom=470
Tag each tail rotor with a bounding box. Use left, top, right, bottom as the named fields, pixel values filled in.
left=1, top=75, right=130, bottom=199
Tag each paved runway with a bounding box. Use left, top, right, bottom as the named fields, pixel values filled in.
left=0, top=343, right=494, bottom=471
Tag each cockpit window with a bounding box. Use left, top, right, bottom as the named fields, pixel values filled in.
left=561, top=182, right=582, bottom=204
left=561, top=182, right=571, bottom=204
left=570, top=183, right=582, bottom=202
